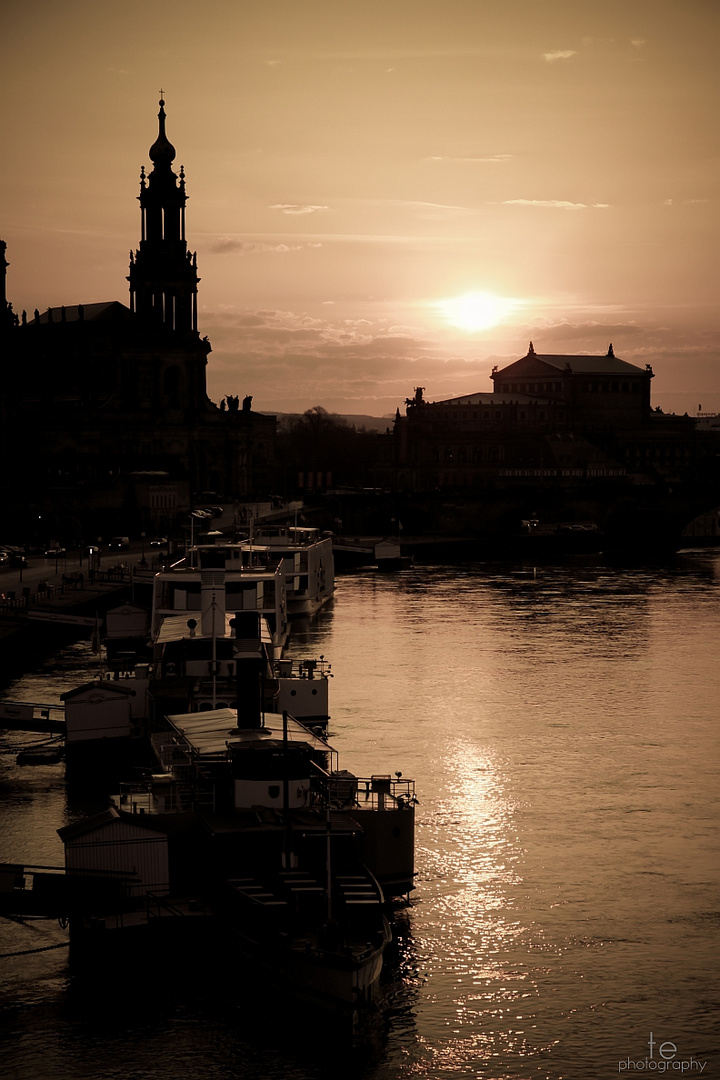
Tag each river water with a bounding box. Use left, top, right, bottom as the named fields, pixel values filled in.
left=1, top=550, right=719, bottom=1079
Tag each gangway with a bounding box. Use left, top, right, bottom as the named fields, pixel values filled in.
left=0, top=700, right=66, bottom=734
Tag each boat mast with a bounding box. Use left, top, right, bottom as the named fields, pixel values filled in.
left=211, top=588, right=217, bottom=708
left=325, top=807, right=333, bottom=923
left=282, top=710, right=292, bottom=867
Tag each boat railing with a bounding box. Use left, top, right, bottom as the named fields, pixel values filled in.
left=114, top=774, right=217, bottom=815
left=319, top=768, right=415, bottom=810
left=271, top=657, right=332, bottom=681
left=355, top=774, right=416, bottom=810
left=151, top=730, right=184, bottom=760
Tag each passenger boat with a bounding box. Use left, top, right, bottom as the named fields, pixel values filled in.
left=236, top=525, right=334, bottom=616
left=59, top=611, right=332, bottom=783
left=5, top=533, right=331, bottom=781
left=149, top=532, right=291, bottom=654
left=0, top=616, right=415, bottom=1028
left=53, top=638, right=415, bottom=1025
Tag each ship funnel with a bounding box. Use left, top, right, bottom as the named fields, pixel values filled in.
left=231, top=611, right=264, bottom=729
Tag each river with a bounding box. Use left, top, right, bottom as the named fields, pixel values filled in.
left=1, top=549, right=719, bottom=1079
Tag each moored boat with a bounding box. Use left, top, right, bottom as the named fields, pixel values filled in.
left=238, top=524, right=335, bottom=616
left=150, top=533, right=290, bottom=655
left=52, top=697, right=415, bottom=1025
left=56, top=612, right=332, bottom=783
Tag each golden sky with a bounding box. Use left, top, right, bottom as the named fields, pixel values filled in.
left=2, top=0, right=719, bottom=416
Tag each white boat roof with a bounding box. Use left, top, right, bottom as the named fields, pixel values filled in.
left=164, top=707, right=331, bottom=757
left=155, top=614, right=273, bottom=646
left=156, top=561, right=282, bottom=580
left=240, top=528, right=323, bottom=548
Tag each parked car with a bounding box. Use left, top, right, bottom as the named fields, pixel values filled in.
left=44, top=547, right=66, bottom=558
left=0, top=551, right=9, bottom=566
left=149, top=537, right=168, bottom=547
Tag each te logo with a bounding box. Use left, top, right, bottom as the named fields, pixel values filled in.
left=648, top=1032, right=677, bottom=1060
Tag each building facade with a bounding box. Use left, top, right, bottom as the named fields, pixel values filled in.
left=392, top=344, right=705, bottom=496
left=0, top=100, right=275, bottom=544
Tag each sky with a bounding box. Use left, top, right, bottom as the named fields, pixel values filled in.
left=2, top=0, right=719, bottom=418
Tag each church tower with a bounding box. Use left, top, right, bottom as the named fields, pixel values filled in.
left=128, top=97, right=199, bottom=333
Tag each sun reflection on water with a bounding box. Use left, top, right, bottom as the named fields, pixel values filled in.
left=408, top=737, right=559, bottom=1070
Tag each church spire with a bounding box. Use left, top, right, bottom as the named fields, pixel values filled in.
left=148, top=96, right=176, bottom=167
left=128, top=96, right=199, bottom=334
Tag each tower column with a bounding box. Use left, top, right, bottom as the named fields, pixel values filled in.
left=127, top=98, right=199, bottom=335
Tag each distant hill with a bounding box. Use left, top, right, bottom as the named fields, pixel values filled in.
left=338, top=413, right=395, bottom=432
left=262, top=412, right=394, bottom=433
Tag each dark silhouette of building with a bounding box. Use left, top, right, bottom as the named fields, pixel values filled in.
left=392, top=343, right=714, bottom=501
left=491, top=341, right=653, bottom=426
left=0, top=99, right=274, bottom=544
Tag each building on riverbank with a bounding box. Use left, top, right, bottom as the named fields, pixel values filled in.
left=391, top=344, right=715, bottom=497
left=0, top=100, right=274, bottom=545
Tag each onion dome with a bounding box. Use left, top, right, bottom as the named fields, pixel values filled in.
left=148, top=97, right=176, bottom=167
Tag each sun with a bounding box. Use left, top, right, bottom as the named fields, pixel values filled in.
left=438, top=291, right=513, bottom=332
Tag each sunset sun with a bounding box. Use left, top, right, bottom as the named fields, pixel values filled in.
left=438, top=291, right=514, bottom=332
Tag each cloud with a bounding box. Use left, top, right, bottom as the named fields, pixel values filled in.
left=400, top=200, right=471, bottom=219
left=198, top=306, right=720, bottom=416
left=530, top=320, right=647, bottom=344
left=425, top=154, right=513, bottom=164
left=502, top=200, right=608, bottom=211
left=516, top=320, right=720, bottom=369
left=207, top=238, right=304, bottom=254
left=270, top=204, right=329, bottom=215
left=201, top=306, right=446, bottom=408
left=335, top=197, right=473, bottom=221
left=543, top=50, right=577, bottom=62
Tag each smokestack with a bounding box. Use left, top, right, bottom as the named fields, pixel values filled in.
left=231, top=611, right=264, bottom=729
